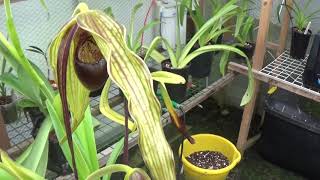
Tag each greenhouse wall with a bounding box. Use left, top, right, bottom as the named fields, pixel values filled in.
left=0, top=0, right=155, bottom=78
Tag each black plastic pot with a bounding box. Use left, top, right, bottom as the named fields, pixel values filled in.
left=236, top=42, right=256, bottom=60
left=25, top=107, right=45, bottom=137
left=190, top=50, right=213, bottom=78
left=149, top=67, right=159, bottom=93
left=189, top=34, right=223, bottom=78
left=0, top=95, right=17, bottom=124
left=290, top=27, right=312, bottom=59
left=48, top=134, right=71, bottom=174
left=259, top=90, right=320, bottom=179
left=161, top=60, right=189, bottom=103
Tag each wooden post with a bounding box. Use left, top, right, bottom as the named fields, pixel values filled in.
left=0, top=112, right=11, bottom=150
left=277, top=0, right=293, bottom=56
left=236, top=0, right=273, bottom=154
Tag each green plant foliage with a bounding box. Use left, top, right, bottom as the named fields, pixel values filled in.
left=234, top=0, right=255, bottom=45
left=180, top=0, right=234, bottom=46
left=86, top=164, right=151, bottom=180
left=105, top=2, right=159, bottom=54
left=0, top=37, right=13, bottom=97
left=145, top=0, right=241, bottom=69
left=26, top=45, right=50, bottom=79
left=277, top=0, right=320, bottom=31
left=50, top=2, right=190, bottom=180
left=0, top=0, right=55, bottom=178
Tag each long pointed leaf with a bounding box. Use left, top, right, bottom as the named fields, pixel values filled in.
left=180, top=44, right=247, bottom=68
left=133, top=20, right=160, bottom=52
left=103, top=138, right=124, bottom=180
left=143, top=36, right=166, bottom=63
left=179, top=0, right=238, bottom=64
left=0, top=150, right=44, bottom=180
left=19, top=117, right=51, bottom=176
left=240, top=59, right=254, bottom=106
left=158, top=82, right=194, bottom=143
left=151, top=71, right=185, bottom=84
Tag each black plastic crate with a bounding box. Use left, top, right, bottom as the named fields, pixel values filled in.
left=258, top=90, right=320, bottom=180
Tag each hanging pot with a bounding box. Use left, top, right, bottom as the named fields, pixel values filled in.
left=0, top=95, right=17, bottom=124
left=290, top=27, right=312, bottom=59
left=161, top=60, right=190, bottom=103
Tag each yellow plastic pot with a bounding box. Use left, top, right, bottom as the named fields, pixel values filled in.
left=179, top=134, right=241, bottom=180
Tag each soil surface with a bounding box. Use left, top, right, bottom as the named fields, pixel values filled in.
left=186, top=150, right=229, bottom=170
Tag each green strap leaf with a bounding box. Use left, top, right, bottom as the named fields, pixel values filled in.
left=151, top=71, right=185, bottom=84
left=180, top=44, right=247, bottom=68
left=220, top=51, right=230, bottom=76
left=179, top=0, right=238, bottom=65
left=132, top=20, right=160, bottom=52
left=18, top=117, right=51, bottom=176
left=86, top=164, right=151, bottom=180
left=103, top=138, right=124, bottom=180
left=4, top=0, right=25, bottom=60
left=0, top=150, right=44, bottom=180
left=161, top=38, right=178, bottom=67
left=129, top=2, right=143, bottom=49
left=240, top=59, right=254, bottom=106
left=143, top=36, right=166, bottom=63
left=158, top=82, right=194, bottom=143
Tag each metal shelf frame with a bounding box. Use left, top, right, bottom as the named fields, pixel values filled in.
left=229, top=51, right=320, bottom=102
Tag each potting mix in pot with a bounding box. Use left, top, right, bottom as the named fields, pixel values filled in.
left=186, top=150, right=230, bottom=170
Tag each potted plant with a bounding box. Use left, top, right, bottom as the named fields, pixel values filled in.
left=278, top=0, right=320, bottom=59
left=0, top=56, right=17, bottom=124
left=145, top=0, right=245, bottom=103
left=182, top=0, right=233, bottom=78
left=234, top=0, right=256, bottom=60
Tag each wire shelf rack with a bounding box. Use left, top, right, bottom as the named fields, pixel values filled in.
left=260, top=50, right=307, bottom=87
left=229, top=50, right=320, bottom=103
